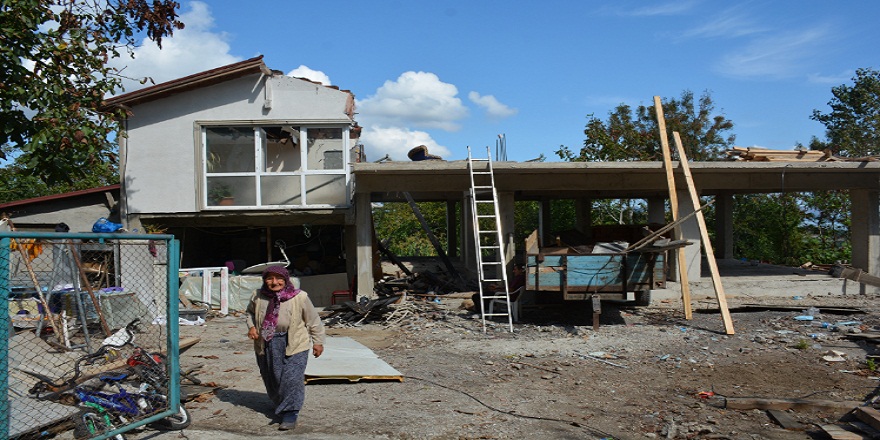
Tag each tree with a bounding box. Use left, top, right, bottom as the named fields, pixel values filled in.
left=556, top=90, right=735, bottom=162
left=0, top=154, right=117, bottom=204
left=811, top=68, right=880, bottom=157
left=0, top=0, right=183, bottom=184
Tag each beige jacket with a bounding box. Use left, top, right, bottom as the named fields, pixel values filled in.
left=246, top=290, right=326, bottom=356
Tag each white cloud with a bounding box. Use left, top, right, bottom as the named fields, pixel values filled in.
left=716, top=25, right=833, bottom=79
left=360, top=126, right=452, bottom=162
left=109, top=1, right=240, bottom=93
left=287, top=65, right=331, bottom=85
left=808, top=70, right=853, bottom=85
left=357, top=71, right=468, bottom=131
left=627, top=0, right=700, bottom=16
left=468, top=92, right=517, bottom=119
left=679, top=6, right=766, bottom=40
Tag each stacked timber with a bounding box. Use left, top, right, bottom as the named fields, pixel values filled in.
left=726, top=146, right=833, bottom=162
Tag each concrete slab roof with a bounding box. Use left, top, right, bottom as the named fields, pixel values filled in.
left=352, top=160, right=880, bottom=201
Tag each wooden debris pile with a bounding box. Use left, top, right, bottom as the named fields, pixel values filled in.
left=727, top=146, right=880, bottom=163
left=726, top=146, right=833, bottom=162
left=322, top=294, right=448, bottom=327
left=374, top=270, right=474, bottom=297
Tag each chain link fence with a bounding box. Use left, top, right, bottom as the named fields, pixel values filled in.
left=1, top=232, right=182, bottom=439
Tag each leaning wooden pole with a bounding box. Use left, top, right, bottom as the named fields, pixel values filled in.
left=653, top=96, right=693, bottom=319
left=672, top=132, right=735, bottom=334
left=15, top=243, right=65, bottom=345
left=68, top=241, right=112, bottom=336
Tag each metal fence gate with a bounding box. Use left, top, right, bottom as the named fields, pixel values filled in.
left=0, top=232, right=182, bottom=439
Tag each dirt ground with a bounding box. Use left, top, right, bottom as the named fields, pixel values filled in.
left=126, top=292, right=880, bottom=440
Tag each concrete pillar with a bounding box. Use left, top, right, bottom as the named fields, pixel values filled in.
left=647, top=197, right=665, bottom=224
left=647, top=196, right=676, bottom=281
left=499, top=192, right=516, bottom=266
left=539, top=198, right=552, bottom=245
left=446, top=200, right=458, bottom=258
left=851, top=189, right=880, bottom=294
left=715, top=192, right=734, bottom=259
left=575, top=198, right=592, bottom=239
left=354, top=192, right=376, bottom=299
left=343, top=224, right=358, bottom=285
left=460, top=191, right=476, bottom=272
left=677, top=189, right=702, bottom=280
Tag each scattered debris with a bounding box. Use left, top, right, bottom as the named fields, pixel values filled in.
left=823, top=350, right=848, bottom=362
left=830, top=264, right=880, bottom=288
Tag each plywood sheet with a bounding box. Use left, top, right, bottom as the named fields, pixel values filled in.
left=305, top=336, right=403, bottom=383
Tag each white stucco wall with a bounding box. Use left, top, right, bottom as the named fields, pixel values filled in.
left=122, top=73, right=353, bottom=215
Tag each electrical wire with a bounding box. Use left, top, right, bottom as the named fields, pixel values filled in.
left=404, top=375, right=617, bottom=438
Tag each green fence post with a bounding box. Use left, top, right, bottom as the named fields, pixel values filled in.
left=1, top=237, right=9, bottom=440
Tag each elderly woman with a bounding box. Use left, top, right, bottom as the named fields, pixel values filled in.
left=246, top=265, right=325, bottom=431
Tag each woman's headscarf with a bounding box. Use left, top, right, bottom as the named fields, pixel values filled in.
left=259, top=265, right=300, bottom=341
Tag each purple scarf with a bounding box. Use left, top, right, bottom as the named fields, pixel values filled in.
left=259, top=266, right=300, bottom=341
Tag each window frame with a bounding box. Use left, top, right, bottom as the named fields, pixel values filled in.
left=198, top=122, right=352, bottom=210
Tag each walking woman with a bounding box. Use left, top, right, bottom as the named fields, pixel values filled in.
left=246, top=265, right=325, bottom=431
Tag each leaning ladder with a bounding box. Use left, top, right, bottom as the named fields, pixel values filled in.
left=467, top=146, right=514, bottom=332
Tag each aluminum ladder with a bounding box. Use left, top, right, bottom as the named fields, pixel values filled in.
left=467, top=146, right=513, bottom=332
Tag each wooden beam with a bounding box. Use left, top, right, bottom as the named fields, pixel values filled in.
left=403, top=192, right=460, bottom=281
left=855, top=406, right=880, bottom=432
left=821, top=425, right=867, bottom=440
left=767, top=409, right=805, bottom=431
left=654, top=96, right=692, bottom=320
left=672, top=132, right=734, bottom=335
left=725, top=397, right=860, bottom=411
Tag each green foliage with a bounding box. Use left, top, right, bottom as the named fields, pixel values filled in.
left=0, top=0, right=183, bottom=184
left=867, top=357, right=877, bottom=372
left=556, top=90, right=734, bottom=162
left=732, top=191, right=850, bottom=266
left=799, top=190, right=851, bottom=263
left=372, top=202, right=449, bottom=257
left=811, top=68, right=880, bottom=157
left=794, top=339, right=810, bottom=350
left=0, top=155, right=118, bottom=203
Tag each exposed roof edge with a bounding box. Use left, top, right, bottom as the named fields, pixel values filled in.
left=103, top=56, right=269, bottom=108
left=0, top=184, right=121, bottom=210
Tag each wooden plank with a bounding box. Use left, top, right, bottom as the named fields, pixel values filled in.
left=855, top=406, right=880, bottom=432
left=69, top=241, right=112, bottom=337
left=726, top=397, right=861, bottom=412
left=821, top=424, right=867, bottom=440
left=654, top=96, right=692, bottom=320
left=767, top=409, right=805, bottom=430
left=672, top=132, right=734, bottom=335
left=848, top=421, right=880, bottom=438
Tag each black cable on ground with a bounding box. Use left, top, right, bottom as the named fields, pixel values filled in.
left=404, top=375, right=617, bottom=439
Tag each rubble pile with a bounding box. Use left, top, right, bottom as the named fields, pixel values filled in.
left=322, top=294, right=449, bottom=328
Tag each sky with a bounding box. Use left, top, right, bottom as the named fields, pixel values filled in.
left=109, top=1, right=880, bottom=163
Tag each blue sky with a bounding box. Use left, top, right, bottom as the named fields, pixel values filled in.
left=111, top=1, right=880, bottom=162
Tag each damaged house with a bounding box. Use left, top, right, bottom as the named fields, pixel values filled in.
left=102, top=56, right=361, bottom=305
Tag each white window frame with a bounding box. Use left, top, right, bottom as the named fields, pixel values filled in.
left=199, top=122, right=351, bottom=210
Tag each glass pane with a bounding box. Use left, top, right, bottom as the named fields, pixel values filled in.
left=206, top=127, right=255, bottom=173
left=261, top=175, right=302, bottom=205
left=263, top=126, right=301, bottom=172
left=324, top=150, right=343, bottom=170
left=307, top=128, right=344, bottom=170
left=207, top=176, right=256, bottom=207
left=305, top=174, right=347, bottom=205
